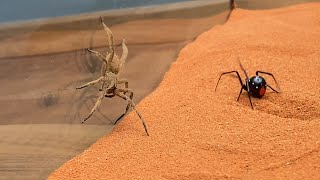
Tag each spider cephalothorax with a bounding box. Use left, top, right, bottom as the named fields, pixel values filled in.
left=76, top=17, right=149, bottom=136
left=215, top=61, right=280, bottom=109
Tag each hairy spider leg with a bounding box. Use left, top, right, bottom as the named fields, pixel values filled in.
left=81, top=90, right=106, bottom=124
left=87, top=45, right=114, bottom=92
left=256, top=71, right=281, bottom=93
left=103, top=79, right=135, bottom=126
left=87, top=16, right=115, bottom=64
left=115, top=89, right=149, bottom=136
left=118, top=79, right=129, bottom=89
left=86, top=48, right=106, bottom=63
left=114, top=88, right=132, bottom=125
left=118, top=78, right=129, bottom=92
left=118, top=39, right=128, bottom=73
left=109, top=79, right=130, bottom=124
left=80, top=78, right=116, bottom=123
left=76, top=77, right=104, bottom=89
left=86, top=49, right=113, bottom=70
left=100, top=16, right=115, bottom=60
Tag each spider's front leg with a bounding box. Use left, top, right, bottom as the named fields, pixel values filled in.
left=81, top=90, right=106, bottom=124
left=215, top=71, right=244, bottom=91
left=86, top=48, right=107, bottom=63
left=215, top=71, right=246, bottom=102
left=115, top=88, right=149, bottom=136
left=76, top=77, right=104, bottom=89
left=100, top=16, right=115, bottom=54
left=118, top=39, right=128, bottom=71
left=245, top=79, right=254, bottom=110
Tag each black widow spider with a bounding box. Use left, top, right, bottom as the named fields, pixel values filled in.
left=215, top=61, right=281, bottom=109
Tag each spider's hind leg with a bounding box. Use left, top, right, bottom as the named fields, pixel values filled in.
left=115, top=88, right=149, bottom=136
left=114, top=88, right=132, bottom=125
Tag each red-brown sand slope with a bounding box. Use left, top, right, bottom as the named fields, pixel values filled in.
left=49, top=3, right=320, bottom=179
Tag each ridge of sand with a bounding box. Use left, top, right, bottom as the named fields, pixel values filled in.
left=49, top=3, right=320, bottom=179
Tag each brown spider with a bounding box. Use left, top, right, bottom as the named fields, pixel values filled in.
left=76, top=17, right=149, bottom=136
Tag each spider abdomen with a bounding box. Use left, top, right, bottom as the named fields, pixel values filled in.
left=248, top=76, right=267, bottom=98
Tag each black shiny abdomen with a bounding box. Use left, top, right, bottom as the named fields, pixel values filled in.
left=248, top=76, right=267, bottom=98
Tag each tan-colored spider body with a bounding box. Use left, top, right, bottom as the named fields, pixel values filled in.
left=77, top=17, right=149, bottom=136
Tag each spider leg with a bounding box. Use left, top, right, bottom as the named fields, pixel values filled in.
left=237, top=87, right=244, bottom=101
left=115, top=89, right=149, bottom=136
left=86, top=48, right=107, bottom=63
left=215, top=71, right=244, bottom=91
left=98, top=64, right=107, bottom=91
left=100, top=17, right=115, bottom=55
left=101, top=61, right=107, bottom=76
left=118, top=39, right=128, bottom=73
left=118, top=79, right=129, bottom=94
left=238, top=61, right=254, bottom=109
left=114, top=88, right=133, bottom=125
left=105, top=48, right=115, bottom=65
left=76, top=77, right=103, bottom=89
left=239, top=61, right=250, bottom=80
left=117, top=79, right=129, bottom=88
left=117, top=79, right=129, bottom=95
left=267, top=84, right=280, bottom=93
left=245, top=80, right=254, bottom=109
left=256, top=71, right=281, bottom=92
left=81, top=91, right=106, bottom=124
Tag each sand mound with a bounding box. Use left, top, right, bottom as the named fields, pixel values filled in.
left=49, top=3, right=320, bottom=179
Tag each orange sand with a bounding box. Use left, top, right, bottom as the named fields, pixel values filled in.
left=49, top=3, right=320, bottom=179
